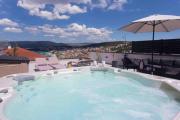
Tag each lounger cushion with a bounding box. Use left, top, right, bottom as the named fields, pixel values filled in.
left=50, top=64, right=66, bottom=69
left=36, top=65, right=53, bottom=71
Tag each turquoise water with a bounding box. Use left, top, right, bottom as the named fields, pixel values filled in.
left=5, top=71, right=180, bottom=120
left=37, top=51, right=51, bottom=56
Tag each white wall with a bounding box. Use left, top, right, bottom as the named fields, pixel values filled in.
left=89, top=52, right=180, bottom=64
left=89, top=52, right=124, bottom=64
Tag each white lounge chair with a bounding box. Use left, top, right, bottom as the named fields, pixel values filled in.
left=35, top=58, right=53, bottom=71
left=48, top=57, right=66, bottom=69
left=93, top=61, right=98, bottom=67
left=90, top=60, right=108, bottom=71
left=102, top=61, right=106, bottom=67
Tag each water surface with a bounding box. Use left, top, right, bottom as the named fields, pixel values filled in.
left=5, top=71, right=180, bottom=120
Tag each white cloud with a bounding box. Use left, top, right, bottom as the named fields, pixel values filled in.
left=0, top=18, right=22, bottom=33
left=17, top=0, right=87, bottom=20
left=90, top=0, right=108, bottom=9
left=54, top=3, right=87, bottom=15
left=43, top=34, right=55, bottom=37
left=26, top=23, right=112, bottom=42
left=25, top=26, right=39, bottom=33
left=4, top=27, right=23, bottom=33
left=17, top=0, right=127, bottom=20
left=0, top=18, right=19, bottom=27
left=108, top=0, right=127, bottom=10
left=87, top=0, right=128, bottom=10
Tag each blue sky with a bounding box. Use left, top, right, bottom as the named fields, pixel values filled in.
left=0, top=0, right=180, bottom=43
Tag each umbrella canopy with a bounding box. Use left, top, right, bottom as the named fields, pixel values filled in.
left=121, top=14, right=180, bottom=33
left=120, top=14, right=180, bottom=74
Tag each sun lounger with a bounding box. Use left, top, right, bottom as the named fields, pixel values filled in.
left=77, top=60, right=92, bottom=67
left=50, top=64, right=66, bottom=69
left=67, top=61, right=78, bottom=67
left=35, top=58, right=53, bottom=71
left=48, top=57, right=66, bottom=69
left=36, top=65, right=53, bottom=71
left=166, top=71, right=179, bottom=76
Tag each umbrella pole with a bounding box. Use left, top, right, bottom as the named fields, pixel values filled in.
left=152, top=22, right=155, bottom=75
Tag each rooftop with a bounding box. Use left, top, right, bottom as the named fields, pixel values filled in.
left=5, top=47, right=46, bottom=61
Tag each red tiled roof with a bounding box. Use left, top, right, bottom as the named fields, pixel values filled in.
left=5, top=47, right=46, bottom=61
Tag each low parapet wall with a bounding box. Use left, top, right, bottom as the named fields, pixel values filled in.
left=89, top=52, right=124, bottom=64
left=0, top=63, right=29, bottom=77
left=89, top=52, right=180, bottom=64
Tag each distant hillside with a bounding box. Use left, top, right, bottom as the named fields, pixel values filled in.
left=0, top=41, right=9, bottom=50
left=0, top=41, right=9, bottom=55
left=2, top=38, right=180, bottom=52
left=83, top=41, right=130, bottom=48
left=9, top=41, right=72, bottom=51
left=66, top=43, right=92, bottom=47
left=8, top=41, right=131, bottom=51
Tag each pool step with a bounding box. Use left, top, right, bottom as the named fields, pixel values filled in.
left=165, top=81, right=180, bottom=92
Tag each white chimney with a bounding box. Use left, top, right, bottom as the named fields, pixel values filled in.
left=8, top=45, right=12, bottom=49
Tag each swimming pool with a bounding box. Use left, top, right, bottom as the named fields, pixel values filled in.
left=4, top=70, right=180, bottom=120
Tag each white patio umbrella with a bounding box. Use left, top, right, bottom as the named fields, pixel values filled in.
left=120, top=14, right=180, bottom=74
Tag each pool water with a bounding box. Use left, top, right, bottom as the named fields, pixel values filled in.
left=5, top=70, right=180, bottom=120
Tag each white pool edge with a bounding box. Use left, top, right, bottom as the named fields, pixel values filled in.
left=0, top=65, right=180, bottom=120
left=107, top=66, right=180, bottom=120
